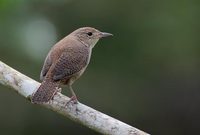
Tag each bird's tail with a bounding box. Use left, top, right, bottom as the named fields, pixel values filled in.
left=31, top=78, right=60, bottom=104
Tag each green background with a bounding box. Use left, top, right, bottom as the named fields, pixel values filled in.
left=0, top=0, right=200, bottom=135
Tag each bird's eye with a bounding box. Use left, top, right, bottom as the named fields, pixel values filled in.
left=87, top=32, right=93, bottom=36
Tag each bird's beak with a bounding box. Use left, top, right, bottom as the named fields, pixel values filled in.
left=99, top=32, right=113, bottom=38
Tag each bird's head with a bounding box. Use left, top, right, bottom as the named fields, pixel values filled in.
left=71, top=27, right=112, bottom=48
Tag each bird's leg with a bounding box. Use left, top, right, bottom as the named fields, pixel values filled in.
left=50, top=87, right=64, bottom=105
left=66, top=85, right=78, bottom=104
left=56, top=87, right=62, bottom=93
left=51, top=87, right=62, bottom=101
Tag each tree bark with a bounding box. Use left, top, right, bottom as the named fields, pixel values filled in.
left=0, top=60, right=150, bottom=135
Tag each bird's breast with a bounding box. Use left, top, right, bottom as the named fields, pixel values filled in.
left=87, top=47, right=92, bottom=65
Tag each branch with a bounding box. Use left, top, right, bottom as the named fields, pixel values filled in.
left=0, top=60, right=149, bottom=135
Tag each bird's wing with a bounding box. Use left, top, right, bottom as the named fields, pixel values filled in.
left=40, top=53, right=52, bottom=81
left=51, top=46, right=89, bottom=81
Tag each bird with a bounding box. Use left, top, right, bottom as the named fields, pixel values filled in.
left=31, top=27, right=112, bottom=104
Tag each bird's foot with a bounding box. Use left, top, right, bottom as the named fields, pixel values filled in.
left=56, top=87, right=62, bottom=93
left=49, top=87, right=62, bottom=102
left=65, top=95, right=78, bottom=106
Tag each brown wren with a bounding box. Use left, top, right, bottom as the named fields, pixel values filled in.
left=31, top=27, right=112, bottom=104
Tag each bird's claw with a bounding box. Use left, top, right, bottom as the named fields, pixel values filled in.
left=65, top=95, right=78, bottom=106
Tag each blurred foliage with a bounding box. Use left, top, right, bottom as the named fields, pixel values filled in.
left=0, top=0, right=200, bottom=135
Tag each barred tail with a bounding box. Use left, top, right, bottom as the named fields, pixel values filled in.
left=31, top=79, right=59, bottom=104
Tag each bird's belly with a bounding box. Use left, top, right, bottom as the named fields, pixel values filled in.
left=66, top=66, right=87, bottom=85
